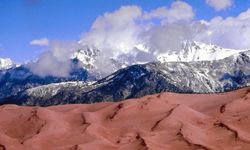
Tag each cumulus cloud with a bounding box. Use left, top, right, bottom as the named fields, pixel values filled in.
left=145, top=22, right=204, bottom=54
left=80, top=5, right=143, bottom=59
left=30, top=38, right=49, bottom=46
left=196, top=8, right=250, bottom=49
left=144, top=1, right=194, bottom=24
left=79, top=1, right=195, bottom=66
left=206, top=0, right=233, bottom=11
left=28, top=41, right=75, bottom=77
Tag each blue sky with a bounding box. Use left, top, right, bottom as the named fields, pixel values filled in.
left=1, top=0, right=250, bottom=63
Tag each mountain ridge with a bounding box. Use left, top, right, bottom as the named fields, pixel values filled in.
left=0, top=41, right=249, bottom=106
left=2, top=48, right=249, bottom=106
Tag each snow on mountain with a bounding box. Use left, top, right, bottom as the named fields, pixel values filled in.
left=26, top=81, right=94, bottom=98
left=8, top=48, right=250, bottom=106
left=70, top=46, right=127, bottom=79
left=0, top=58, right=15, bottom=70
left=69, top=41, right=250, bottom=80
left=71, top=46, right=99, bottom=70
left=71, top=41, right=249, bottom=70
left=1, top=41, right=250, bottom=106
left=157, top=41, right=249, bottom=62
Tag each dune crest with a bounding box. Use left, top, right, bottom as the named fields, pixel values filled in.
left=0, top=88, right=250, bottom=150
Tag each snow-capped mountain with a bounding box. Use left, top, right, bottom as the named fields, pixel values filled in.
left=71, top=46, right=99, bottom=70
left=0, top=41, right=250, bottom=106
left=0, top=58, right=15, bottom=70
left=3, top=48, right=250, bottom=106
left=71, top=41, right=250, bottom=70
left=157, top=41, right=249, bottom=62
left=71, top=46, right=127, bottom=79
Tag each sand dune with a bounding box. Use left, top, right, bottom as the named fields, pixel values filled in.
left=0, top=88, right=250, bottom=150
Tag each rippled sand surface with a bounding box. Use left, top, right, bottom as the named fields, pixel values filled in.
left=0, top=87, right=250, bottom=150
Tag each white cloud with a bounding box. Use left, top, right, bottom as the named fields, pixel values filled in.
left=30, top=1, right=250, bottom=77
left=78, top=0, right=250, bottom=69
left=80, top=1, right=195, bottom=56
left=206, top=0, right=233, bottom=11
left=79, top=1, right=195, bottom=69
left=144, top=1, right=194, bottom=24
left=145, top=22, right=203, bottom=54
left=30, top=38, right=49, bottom=46
left=28, top=41, right=74, bottom=77
left=80, top=5, right=142, bottom=58
left=195, top=8, right=250, bottom=49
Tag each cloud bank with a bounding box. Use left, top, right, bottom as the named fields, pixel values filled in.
left=28, top=41, right=74, bottom=77
left=29, top=1, right=250, bottom=77
left=197, top=8, right=250, bottom=49
left=79, top=1, right=196, bottom=64
left=30, top=38, right=49, bottom=46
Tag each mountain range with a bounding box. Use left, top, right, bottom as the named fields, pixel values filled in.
left=0, top=41, right=249, bottom=106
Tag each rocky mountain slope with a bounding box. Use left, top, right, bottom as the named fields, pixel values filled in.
left=0, top=46, right=125, bottom=101
left=3, top=49, right=250, bottom=106
left=0, top=64, right=89, bottom=101
left=0, top=42, right=249, bottom=106
left=0, top=87, right=249, bottom=149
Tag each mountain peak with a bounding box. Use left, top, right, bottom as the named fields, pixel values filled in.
left=70, top=46, right=100, bottom=70
left=157, top=41, right=249, bottom=62
left=0, top=58, right=15, bottom=70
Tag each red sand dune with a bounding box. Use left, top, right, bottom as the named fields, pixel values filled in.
left=0, top=88, right=250, bottom=150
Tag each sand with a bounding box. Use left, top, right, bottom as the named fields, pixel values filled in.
left=0, top=87, right=250, bottom=150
